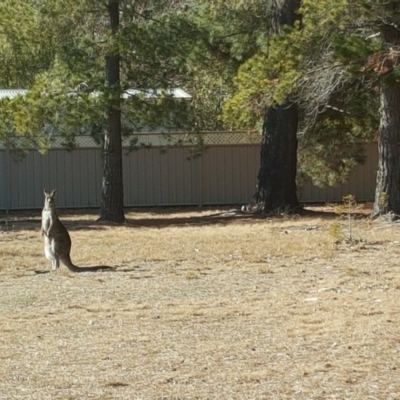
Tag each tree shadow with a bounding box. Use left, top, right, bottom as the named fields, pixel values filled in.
left=1, top=206, right=264, bottom=232
left=299, top=203, right=373, bottom=220
left=123, top=211, right=266, bottom=228
left=1, top=203, right=373, bottom=233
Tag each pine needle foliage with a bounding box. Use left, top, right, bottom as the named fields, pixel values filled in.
left=329, top=194, right=363, bottom=243
left=0, top=0, right=197, bottom=150
left=221, top=0, right=381, bottom=186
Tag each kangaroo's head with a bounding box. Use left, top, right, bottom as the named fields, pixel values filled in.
left=43, top=189, right=57, bottom=210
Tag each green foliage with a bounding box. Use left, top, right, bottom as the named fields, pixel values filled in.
left=183, top=0, right=275, bottom=131
left=0, top=0, right=198, bottom=150
left=0, top=0, right=56, bottom=87
left=329, top=194, right=363, bottom=243
left=0, top=0, right=395, bottom=191
left=220, top=0, right=383, bottom=186
left=298, top=82, right=379, bottom=186
left=189, top=0, right=400, bottom=191
left=333, top=36, right=381, bottom=70
left=329, top=221, right=347, bottom=242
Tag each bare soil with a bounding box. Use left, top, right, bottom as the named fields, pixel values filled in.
left=1, top=205, right=400, bottom=399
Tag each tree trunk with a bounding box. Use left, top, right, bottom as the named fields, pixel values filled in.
left=250, top=0, right=301, bottom=213
left=254, top=103, right=299, bottom=212
left=99, top=0, right=125, bottom=223
left=371, top=82, right=400, bottom=218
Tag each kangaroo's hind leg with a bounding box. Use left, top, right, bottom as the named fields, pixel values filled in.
left=44, top=239, right=60, bottom=270
left=51, top=257, right=60, bottom=271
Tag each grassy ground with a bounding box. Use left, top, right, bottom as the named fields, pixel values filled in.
left=1, top=205, right=400, bottom=399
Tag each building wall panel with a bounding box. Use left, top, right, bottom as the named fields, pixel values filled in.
left=0, top=139, right=379, bottom=210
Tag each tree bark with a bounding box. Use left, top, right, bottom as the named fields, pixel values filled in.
left=99, top=0, right=125, bottom=223
left=254, top=103, right=299, bottom=212
left=371, top=81, right=400, bottom=218
left=250, top=0, right=301, bottom=213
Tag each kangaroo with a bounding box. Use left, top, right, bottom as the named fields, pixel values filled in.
left=41, top=189, right=113, bottom=273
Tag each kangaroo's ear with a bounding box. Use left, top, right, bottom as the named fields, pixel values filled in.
left=50, top=189, right=58, bottom=197
left=44, top=188, right=50, bottom=196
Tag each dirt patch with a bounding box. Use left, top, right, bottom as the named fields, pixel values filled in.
left=1, top=205, right=400, bottom=399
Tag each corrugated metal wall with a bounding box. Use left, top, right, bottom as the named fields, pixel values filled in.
left=0, top=139, right=378, bottom=210
left=0, top=149, right=9, bottom=210
left=200, top=145, right=260, bottom=205
left=123, top=147, right=200, bottom=206
left=3, top=149, right=103, bottom=209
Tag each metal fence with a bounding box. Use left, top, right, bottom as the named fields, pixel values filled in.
left=0, top=133, right=377, bottom=210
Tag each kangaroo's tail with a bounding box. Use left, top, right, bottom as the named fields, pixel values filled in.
left=60, top=256, right=115, bottom=273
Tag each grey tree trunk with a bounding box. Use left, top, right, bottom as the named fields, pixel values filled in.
left=371, top=17, right=400, bottom=219
left=99, top=0, right=125, bottom=223
left=371, top=82, right=400, bottom=218
left=250, top=0, right=301, bottom=213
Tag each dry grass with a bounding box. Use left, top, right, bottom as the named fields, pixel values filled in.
left=1, top=205, right=400, bottom=399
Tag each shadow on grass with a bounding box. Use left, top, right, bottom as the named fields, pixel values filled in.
left=33, top=265, right=143, bottom=275
left=1, top=203, right=372, bottom=233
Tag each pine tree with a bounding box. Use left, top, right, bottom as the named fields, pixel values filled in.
left=221, top=0, right=379, bottom=193
left=368, top=2, right=400, bottom=217
left=99, top=0, right=124, bottom=223
left=0, top=0, right=194, bottom=221
left=251, top=0, right=301, bottom=213
left=187, top=0, right=301, bottom=213
left=280, top=0, right=400, bottom=216
left=296, top=0, right=400, bottom=216
left=194, top=0, right=378, bottom=208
